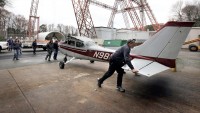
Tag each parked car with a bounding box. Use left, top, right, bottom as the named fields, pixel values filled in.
left=0, top=41, right=8, bottom=52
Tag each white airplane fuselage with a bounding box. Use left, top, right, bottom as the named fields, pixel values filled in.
left=59, top=39, right=115, bottom=62
left=59, top=39, right=150, bottom=62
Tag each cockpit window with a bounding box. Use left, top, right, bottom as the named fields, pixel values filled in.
left=76, top=41, right=84, bottom=48
left=68, top=40, right=75, bottom=46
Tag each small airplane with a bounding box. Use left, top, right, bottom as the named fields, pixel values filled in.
left=58, top=21, right=194, bottom=77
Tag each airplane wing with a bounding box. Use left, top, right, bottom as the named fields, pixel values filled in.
left=122, top=59, right=169, bottom=77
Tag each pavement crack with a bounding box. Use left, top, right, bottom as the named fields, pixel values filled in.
left=8, top=70, right=36, bottom=113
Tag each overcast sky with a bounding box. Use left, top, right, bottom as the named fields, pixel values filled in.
left=5, top=0, right=193, bottom=28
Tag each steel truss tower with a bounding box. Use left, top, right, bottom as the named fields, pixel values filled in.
left=71, top=0, right=97, bottom=38
left=72, top=0, right=160, bottom=33
left=28, top=0, right=39, bottom=39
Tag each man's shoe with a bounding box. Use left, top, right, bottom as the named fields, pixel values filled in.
left=97, top=78, right=102, bottom=88
left=116, top=86, right=125, bottom=92
left=123, top=71, right=126, bottom=74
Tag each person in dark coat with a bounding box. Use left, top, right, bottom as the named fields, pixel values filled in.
left=53, top=40, right=59, bottom=60
left=13, top=39, right=20, bottom=60
left=7, top=38, right=13, bottom=51
left=45, top=39, right=54, bottom=61
left=97, top=39, right=138, bottom=92
left=32, top=39, right=37, bottom=55
left=19, top=40, right=22, bottom=55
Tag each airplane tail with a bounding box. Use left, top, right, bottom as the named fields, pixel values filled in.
left=133, top=21, right=195, bottom=68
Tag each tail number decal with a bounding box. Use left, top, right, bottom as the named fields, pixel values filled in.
left=93, top=51, right=111, bottom=60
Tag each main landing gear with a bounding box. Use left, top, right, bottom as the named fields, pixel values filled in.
left=90, top=60, right=94, bottom=63
left=59, top=56, right=75, bottom=69
left=59, top=61, right=65, bottom=69
left=59, top=56, right=67, bottom=69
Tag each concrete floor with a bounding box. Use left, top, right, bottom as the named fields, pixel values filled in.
left=0, top=50, right=200, bottom=113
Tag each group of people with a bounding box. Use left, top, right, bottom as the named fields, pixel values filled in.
left=7, top=38, right=22, bottom=60
left=45, top=39, right=59, bottom=61
left=8, top=38, right=59, bottom=61
left=32, top=39, right=59, bottom=61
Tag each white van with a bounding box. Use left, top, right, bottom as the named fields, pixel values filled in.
left=0, top=41, right=8, bottom=52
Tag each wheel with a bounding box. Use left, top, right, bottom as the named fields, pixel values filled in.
left=43, top=47, right=47, bottom=51
left=189, top=45, right=198, bottom=52
left=0, top=46, right=2, bottom=52
left=90, top=60, right=94, bottom=63
left=59, top=61, right=65, bottom=69
left=64, top=57, right=67, bottom=63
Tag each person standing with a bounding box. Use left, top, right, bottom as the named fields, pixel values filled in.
left=45, top=39, right=54, bottom=61
left=7, top=38, right=13, bottom=51
left=53, top=40, right=59, bottom=60
left=19, top=40, right=22, bottom=55
left=97, top=39, right=138, bottom=92
left=32, top=39, right=37, bottom=55
left=13, top=39, right=20, bottom=60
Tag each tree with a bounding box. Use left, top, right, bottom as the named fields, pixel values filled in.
left=171, top=0, right=200, bottom=27
left=194, top=2, right=200, bottom=26
left=145, top=25, right=154, bottom=31
left=57, top=24, right=65, bottom=33
left=182, top=3, right=200, bottom=26
left=40, top=24, right=47, bottom=32
left=12, top=15, right=27, bottom=34
left=182, top=5, right=197, bottom=21
left=74, top=29, right=79, bottom=36
left=64, top=26, right=70, bottom=35
left=0, top=8, right=10, bottom=38
left=7, top=27, right=15, bottom=34
left=171, top=0, right=184, bottom=21
left=48, top=24, right=54, bottom=32
left=0, top=0, right=6, bottom=7
left=0, top=0, right=10, bottom=8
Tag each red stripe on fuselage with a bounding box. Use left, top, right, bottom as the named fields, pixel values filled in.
left=59, top=45, right=113, bottom=61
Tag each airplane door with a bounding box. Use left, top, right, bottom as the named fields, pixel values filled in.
left=75, top=41, right=88, bottom=59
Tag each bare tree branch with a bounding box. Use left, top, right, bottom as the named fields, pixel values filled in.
left=171, top=0, right=184, bottom=21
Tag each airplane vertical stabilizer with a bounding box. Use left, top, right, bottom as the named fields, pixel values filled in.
left=133, top=22, right=194, bottom=60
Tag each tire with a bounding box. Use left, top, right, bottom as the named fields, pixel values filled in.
left=90, top=60, right=94, bottom=63
left=0, top=46, right=2, bottom=52
left=59, top=61, right=65, bottom=69
left=189, top=45, right=198, bottom=52
left=43, top=47, right=47, bottom=51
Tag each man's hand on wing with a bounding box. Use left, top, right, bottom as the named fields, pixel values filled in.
left=132, top=69, right=138, bottom=73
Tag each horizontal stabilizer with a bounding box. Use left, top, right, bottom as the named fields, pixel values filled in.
left=122, top=59, right=169, bottom=77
